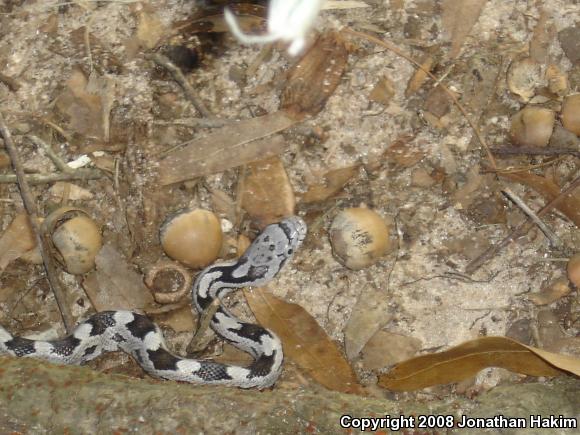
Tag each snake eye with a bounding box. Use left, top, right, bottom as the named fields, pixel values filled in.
left=287, top=249, right=293, bottom=255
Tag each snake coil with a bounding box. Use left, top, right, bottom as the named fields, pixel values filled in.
left=0, top=216, right=307, bottom=389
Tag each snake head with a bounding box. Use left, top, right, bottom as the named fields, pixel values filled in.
left=235, top=216, right=307, bottom=285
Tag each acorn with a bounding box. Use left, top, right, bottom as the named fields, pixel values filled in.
left=42, top=207, right=102, bottom=274
left=567, top=253, right=580, bottom=288
left=329, top=208, right=391, bottom=270
left=509, top=107, right=555, bottom=147
left=160, top=209, right=222, bottom=269
left=561, top=94, right=580, bottom=136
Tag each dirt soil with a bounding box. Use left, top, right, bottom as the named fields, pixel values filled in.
left=0, top=0, right=579, bottom=424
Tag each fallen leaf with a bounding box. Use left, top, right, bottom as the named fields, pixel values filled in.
left=405, top=55, right=434, bottom=97
left=245, top=287, right=364, bottom=394
left=49, top=182, right=94, bottom=201
left=171, top=3, right=266, bottom=36
left=157, top=112, right=295, bottom=185
left=528, top=278, right=572, bottom=306
left=369, top=76, right=395, bottom=106
left=0, top=214, right=37, bottom=275
left=135, top=10, right=165, bottom=50
left=300, top=165, right=359, bottom=204
left=280, top=32, right=348, bottom=119
left=382, top=135, right=424, bottom=169
left=378, top=336, right=580, bottom=391
left=241, top=157, right=295, bottom=227
left=361, top=331, right=422, bottom=371
left=442, top=0, right=488, bottom=59
left=84, top=244, right=155, bottom=311
left=500, top=172, right=580, bottom=226
left=344, top=287, right=393, bottom=361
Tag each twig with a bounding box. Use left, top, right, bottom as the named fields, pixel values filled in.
left=146, top=53, right=222, bottom=123
left=0, top=112, right=75, bottom=332
left=502, top=187, right=561, bottom=247
left=0, top=135, right=104, bottom=184
left=0, top=170, right=103, bottom=184
left=491, top=146, right=580, bottom=158
left=27, top=135, right=72, bottom=173
left=186, top=297, right=221, bottom=354
left=465, top=175, right=580, bottom=275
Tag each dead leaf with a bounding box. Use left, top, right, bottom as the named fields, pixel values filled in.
left=245, top=287, right=364, bottom=394
left=280, top=32, right=348, bottom=119
left=528, top=278, right=572, bottom=306
left=530, top=9, right=553, bottom=65
left=84, top=244, right=155, bottom=311
left=405, top=55, right=434, bottom=97
left=344, top=287, right=393, bottom=361
left=150, top=304, right=195, bottom=333
left=54, top=68, right=112, bottom=140
left=300, top=165, right=359, bottom=204
left=500, top=172, right=580, bottom=227
left=157, top=112, right=295, bottom=185
left=452, top=166, right=486, bottom=209
left=442, top=0, right=488, bottom=59
left=361, top=331, right=422, bottom=371
left=378, top=336, right=580, bottom=391
left=49, top=182, right=94, bottom=201
left=241, top=157, right=295, bottom=226
left=171, top=3, right=266, bottom=36
left=135, top=10, right=165, bottom=50
left=210, top=189, right=237, bottom=224
left=0, top=214, right=37, bottom=275
left=369, top=76, right=395, bottom=106
left=382, top=135, right=424, bottom=169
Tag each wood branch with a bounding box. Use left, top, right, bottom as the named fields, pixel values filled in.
left=1, top=356, right=578, bottom=432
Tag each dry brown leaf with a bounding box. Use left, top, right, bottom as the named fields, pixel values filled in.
left=378, top=336, right=580, bottom=391
left=442, top=0, right=488, bottom=59
left=210, top=189, right=237, bottom=224
left=530, top=9, right=553, bottom=65
left=368, top=76, right=395, bottom=106
left=382, top=135, right=424, bottom=169
left=157, top=112, right=295, bottom=185
left=500, top=172, right=580, bottom=227
left=135, top=10, right=165, bottom=50
left=84, top=244, right=155, bottom=311
left=404, top=55, right=434, bottom=97
left=361, top=331, right=422, bottom=371
left=528, top=278, right=572, bottom=306
left=244, top=287, right=364, bottom=394
left=49, top=182, right=94, bottom=201
left=344, top=287, right=393, bottom=361
left=300, top=165, right=359, bottom=204
left=280, top=32, right=348, bottom=119
left=241, top=157, right=295, bottom=226
left=171, top=3, right=266, bottom=36
left=54, top=68, right=104, bottom=139
left=0, top=214, right=37, bottom=275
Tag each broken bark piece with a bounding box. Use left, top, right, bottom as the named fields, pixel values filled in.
left=157, top=111, right=296, bottom=185
left=280, top=32, right=348, bottom=119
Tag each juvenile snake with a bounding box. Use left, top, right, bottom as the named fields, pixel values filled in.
left=0, top=216, right=307, bottom=389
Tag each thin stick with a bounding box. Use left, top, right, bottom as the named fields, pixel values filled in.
left=27, top=135, right=73, bottom=173
left=465, top=175, right=580, bottom=275
left=0, top=112, right=75, bottom=332
left=186, top=298, right=221, bottom=354
left=0, top=169, right=103, bottom=184
left=491, top=146, right=580, bottom=158
left=501, top=187, right=560, bottom=247
left=146, top=53, right=221, bottom=122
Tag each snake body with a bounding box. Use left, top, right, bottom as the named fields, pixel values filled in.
left=0, top=216, right=307, bottom=389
